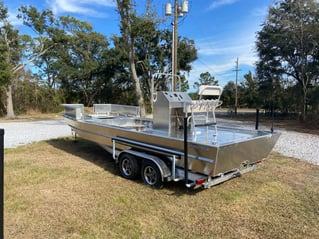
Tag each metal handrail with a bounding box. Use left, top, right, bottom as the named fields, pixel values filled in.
left=151, top=72, right=182, bottom=103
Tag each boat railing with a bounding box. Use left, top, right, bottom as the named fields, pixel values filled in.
left=189, top=99, right=222, bottom=126
left=151, top=72, right=181, bottom=103
left=188, top=85, right=223, bottom=127
left=187, top=86, right=223, bottom=144
left=93, top=104, right=140, bottom=117
left=62, top=104, right=84, bottom=120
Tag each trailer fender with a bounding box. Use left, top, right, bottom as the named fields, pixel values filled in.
left=119, top=150, right=171, bottom=181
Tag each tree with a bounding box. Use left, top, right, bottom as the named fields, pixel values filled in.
left=239, top=71, right=259, bottom=108
left=0, top=3, right=62, bottom=118
left=1, top=4, right=108, bottom=114
left=102, top=35, right=136, bottom=105
left=176, top=36, right=197, bottom=92
left=178, top=37, right=197, bottom=74
left=0, top=3, right=12, bottom=87
left=133, top=20, right=197, bottom=107
left=221, top=81, right=236, bottom=108
left=0, top=2, right=21, bottom=118
left=193, top=72, right=218, bottom=91
left=256, top=0, right=319, bottom=120
left=116, top=0, right=146, bottom=117
left=1, top=1, right=198, bottom=116
left=54, top=16, right=110, bottom=106
left=115, top=1, right=197, bottom=114
left=130, top=14, right=163, bottom=109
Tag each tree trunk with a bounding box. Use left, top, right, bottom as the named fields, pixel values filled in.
left=116, top=0, right=146, bottom=117
left=129, top=46, right=145, bottom=117
left=5, top=84, right=15, bottom=119
left=302, top=88, right=307, bottom=121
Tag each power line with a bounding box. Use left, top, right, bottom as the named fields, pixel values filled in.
left=196, top=58, right=216, bottom=73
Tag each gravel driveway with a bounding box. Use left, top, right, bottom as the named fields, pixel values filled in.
left=1, top=119, right=318, bottom=166
left=1, top=119, right=72, bottom=149
left=273, top=130, right=319, bottom=165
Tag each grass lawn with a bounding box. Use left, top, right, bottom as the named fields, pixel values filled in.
left=4, top=138, right=319, bottom=239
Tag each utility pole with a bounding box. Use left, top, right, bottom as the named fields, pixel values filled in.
left=173, top=0, right=178, bottom=91
left=233, top=57, right=241, bottom=116
left=165, top=0, right=189, bottom=91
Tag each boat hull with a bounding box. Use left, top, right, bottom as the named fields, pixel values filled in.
left=64, top=116, right=279, bottom=177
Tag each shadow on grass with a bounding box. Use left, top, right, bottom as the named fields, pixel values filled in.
left=47, top=137, right=200, bottom=195
left=48, top=137, right=117, bottom=172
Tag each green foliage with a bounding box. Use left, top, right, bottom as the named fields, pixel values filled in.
left=256, top=0, right=319, bottom=119
left=17, top=6, right=55, bottom=34
left=308, top=85, right=319, bottom=114
left=0, top=53, right=12, bottom=85
left=178, top=37, right=197, bottom=73
left=10, top=69, right=64, bottom=114
left=239, top=71, right=259, bottom=108
left=0, top=2, right=19, bottom=85
left=111, top=4, right=197, bottom=111
left=0, top=86, right=6, bottom=116
left=58, top=29, right=110, bottom=106
left=0, top=1, right=198, bottom=115
left=193, top=72, right=219, bottom=91
left=221, top=81, right=236, bottom=108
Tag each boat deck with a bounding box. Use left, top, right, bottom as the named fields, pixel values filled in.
left=63, top=103, right=280, bottom=178
left=81, top=115, right=271, bottom=147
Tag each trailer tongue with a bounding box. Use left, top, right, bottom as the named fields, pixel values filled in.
left=62, top=86, right=279, bottom=189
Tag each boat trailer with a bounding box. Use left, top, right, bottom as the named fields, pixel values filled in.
left=62, top=85, right=279, bottom=189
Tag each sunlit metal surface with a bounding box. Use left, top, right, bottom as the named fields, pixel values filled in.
left=63, top=102, right=279, bottom=178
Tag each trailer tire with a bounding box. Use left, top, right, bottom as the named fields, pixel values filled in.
left=141, top=161, right=163, bottom=188
left=119, top=154, right=140, bottom=179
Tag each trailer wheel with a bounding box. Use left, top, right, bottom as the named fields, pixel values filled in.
left=141, top=161, right=163, bottom=188
left=119, top=154, right=139, bottom=179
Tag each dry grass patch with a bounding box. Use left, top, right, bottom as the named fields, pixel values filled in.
left=4, top=139, right=319, bottom=239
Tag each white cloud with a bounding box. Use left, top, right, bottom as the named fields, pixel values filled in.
left=187, top=2, right=274, bottom=90
left=188, top=56, right=255, bottom=91
left=196, top=35, right=257, bottom=66
left=48, top=0, right=115, bottom=17
left=209, top=0, right=238, bottom=10
left=77, top=0, right=115, bottom=7
left=187, top=28, right=260, bottom=90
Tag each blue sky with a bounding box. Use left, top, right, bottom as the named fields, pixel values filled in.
left=4, top=0, right=275, bottom=91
